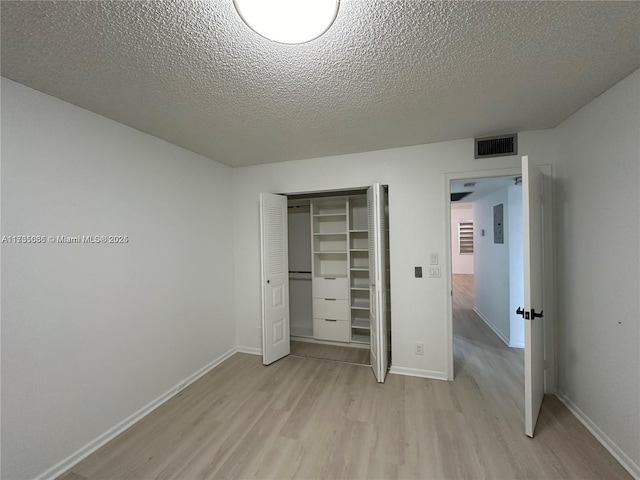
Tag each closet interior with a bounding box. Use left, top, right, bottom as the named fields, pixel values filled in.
left=288, top=192, right=374, bottom=348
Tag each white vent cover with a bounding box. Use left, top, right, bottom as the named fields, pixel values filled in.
left=475, top=134, right=518, bottom=159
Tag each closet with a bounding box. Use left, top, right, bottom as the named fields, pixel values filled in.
left=289, top=194, right=372, bottom=347
left=261, top=184, right=389, bottom=382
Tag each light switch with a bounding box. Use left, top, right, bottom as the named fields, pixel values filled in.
left=429, top=253, right=439, bottom=265
left=428, top=267, right=441, bottom=278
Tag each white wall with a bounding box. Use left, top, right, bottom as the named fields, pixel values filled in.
left=472, top=184, right=524, bottom=348
left=232, top=130, right=557, bottom=378
left=473, top=188, right=511, bottom=344
left=450, top=203, right=474, bottom=274
left=507, top=184, right=524, bottom=348
left=1, top=79, right=236, bottom=480
left=554, top=69, right=640, bottom=475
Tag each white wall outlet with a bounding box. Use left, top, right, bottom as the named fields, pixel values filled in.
left=428, top=267, right=441, bottom=278
left=415, top=342, right=424, bottom=355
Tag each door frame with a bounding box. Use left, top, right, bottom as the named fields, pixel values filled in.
left=443, top=166, right=556, bottom=394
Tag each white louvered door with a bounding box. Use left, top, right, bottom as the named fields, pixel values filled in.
left=368, top=184, right=388, bottom=382
left=260, top=193, right=290, bottom=365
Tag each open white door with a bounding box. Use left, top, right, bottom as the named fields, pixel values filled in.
left=260, top=193, right=290, bottom=365
left=521, top=156, right=545, bottom=437
left=368, top=184, right=388, bottom=382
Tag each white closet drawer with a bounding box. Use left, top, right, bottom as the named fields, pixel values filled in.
left=312, top=277, right=348, bottom=299
left=313, top=318, right=350, bottom=342
left=312, top=298, right=349, bottom=321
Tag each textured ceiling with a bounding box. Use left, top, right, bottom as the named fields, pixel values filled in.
left=2, top=1, right=639, bottom=167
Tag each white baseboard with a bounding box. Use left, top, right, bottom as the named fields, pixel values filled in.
left=557, top=393, right=640, bottom=479
left=235, top=345, right=262, bottom=356
left=473, top=307, right=510, bottom=347
left=36, top=346, right=240, bottom=480
left=389, top=365, right=448, bottom=381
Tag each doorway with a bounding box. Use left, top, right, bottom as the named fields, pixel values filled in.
left=444, top=160, right=555, bottom=437
left=450, top=175, right=525, bottom=350
left=449, top=174, right=527, bottom=434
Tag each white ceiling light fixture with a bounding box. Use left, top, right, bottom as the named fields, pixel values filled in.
left=233, top=0, right=339, bottom=44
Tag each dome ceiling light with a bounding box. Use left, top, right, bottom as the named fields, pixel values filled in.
left=233, top=0, right=340, bottom=44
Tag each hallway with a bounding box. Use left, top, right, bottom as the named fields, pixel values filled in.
left=452, top=273, right=524, bottom=417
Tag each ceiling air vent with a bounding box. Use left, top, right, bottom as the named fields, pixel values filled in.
left=474, top=134, right=518, bottom=159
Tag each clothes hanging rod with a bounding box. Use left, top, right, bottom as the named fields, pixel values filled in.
left=289, top=270, right=312, bottom=274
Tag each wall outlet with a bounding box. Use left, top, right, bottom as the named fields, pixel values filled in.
left=415, top=342, right=424, bottom=355
left=415, top=266, right=423, bottom=278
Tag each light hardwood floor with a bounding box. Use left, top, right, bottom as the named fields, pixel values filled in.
left=59, top=275, right=630, bottom=479
left=291, top=340, right=370, bottom=365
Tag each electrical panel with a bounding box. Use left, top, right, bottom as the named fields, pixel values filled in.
left=493, top=204, right=504, bottom=244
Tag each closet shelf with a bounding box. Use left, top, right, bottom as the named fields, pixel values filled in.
left=352, top=319, right=370, bottom=330
left=314, top=233, right=347, bottom=236
left=315, top=273, right=347, bottom=279
left=314, top=250, right=347, bottom=254
left=351, top=297, right=370, bottom=308
left=351, top=333, right=370, bottom=344
left=350, top=248, right=369, bottom=252
left=313, top=213, right=347, bottom=218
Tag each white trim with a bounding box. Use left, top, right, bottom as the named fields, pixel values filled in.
left=388, top=366, right=448, bottom=381
left=235, top=345, right=262, bottom=355
left=35, top=346, right=240, bottom=480
left=557, top=393, right=640, bottom=480
left=509, top=341, right=525, bottom=349
left=473, top=307, right=510, bottom=347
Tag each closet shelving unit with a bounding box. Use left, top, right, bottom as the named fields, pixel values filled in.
left=312, top=198, right=348, bottom=277
left=311, top=198, right=350, bottom=343
left=305, top=194, right=374, bottom=346
left=348, top=196, right=371, bottom=344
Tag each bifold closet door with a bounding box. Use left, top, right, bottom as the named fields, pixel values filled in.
left=260, top=193, right=290, bottom=365
left=368, top=183, right=388, bottom=383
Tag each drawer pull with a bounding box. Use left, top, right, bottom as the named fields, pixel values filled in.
left=325, top=319, right=338, bottom=322
left=325, top=298, right=337, bottom=301
left=325, top=277, right=336, bottom=280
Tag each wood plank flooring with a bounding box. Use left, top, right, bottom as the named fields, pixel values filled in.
left=291, top=340, right=370, bottom=365
left=59, top=275, right=631, bottom=479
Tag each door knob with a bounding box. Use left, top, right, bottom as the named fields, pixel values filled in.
left=531, top=309, right=544, bottom=318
